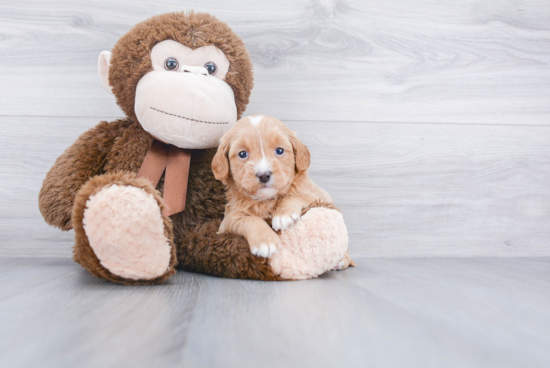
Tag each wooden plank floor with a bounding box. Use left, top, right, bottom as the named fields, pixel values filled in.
left=1, top=257, right=549, bottom=368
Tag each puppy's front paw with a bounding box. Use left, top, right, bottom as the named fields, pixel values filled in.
left=272, top=213, right=300, bottom=231
left=249, top=231, right=281, bottom=258
left=251, top=243, right=278, bottom=258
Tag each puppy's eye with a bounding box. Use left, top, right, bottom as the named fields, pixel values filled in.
left=275, top=148, right=284, bottom=156
left=238, top=151, right=248, bottom=159
left=204, top=61, right=217, bottom=75
left=164, top=57, right=179, bottom=71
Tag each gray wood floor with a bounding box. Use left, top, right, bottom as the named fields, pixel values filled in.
left=0, top=257, right=549, bottom=368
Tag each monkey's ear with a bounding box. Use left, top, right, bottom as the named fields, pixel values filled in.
left=289, top=131, right=311, bottom=173
left=212, top=136, right=231, bottom=183
left=98, top=51, right=113, bottom=95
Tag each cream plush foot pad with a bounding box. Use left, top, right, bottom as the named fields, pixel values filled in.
left=269, top=208, right=349, bottom=280
left=83, top=184, right=171, bottom=280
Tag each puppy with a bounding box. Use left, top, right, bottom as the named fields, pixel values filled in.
left=212, top=115, right=354, bottom=269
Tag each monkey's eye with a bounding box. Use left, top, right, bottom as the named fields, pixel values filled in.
left=238, top=151, right=248, bottom=159
left=164, top=58, right=179, bottom=71
left=275, top=148, right=285, bottom=156
left=204, top=61, right=217, bottom=75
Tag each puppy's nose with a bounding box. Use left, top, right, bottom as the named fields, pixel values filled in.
left=256, top=171, right=272, bottom=184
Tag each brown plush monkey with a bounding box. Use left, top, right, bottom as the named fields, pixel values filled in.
left=39, top=12, right=349, bottom=285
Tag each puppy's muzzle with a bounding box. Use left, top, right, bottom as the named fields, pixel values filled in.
left=256, top=171, right=272, bottom=184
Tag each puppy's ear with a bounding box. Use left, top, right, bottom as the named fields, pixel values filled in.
left=212, top=135, right=231, bottom=183
left=289, top=131, right=311, bottom=173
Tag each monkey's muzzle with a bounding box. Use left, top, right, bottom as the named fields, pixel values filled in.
left=135, top=70, right=238, bottom=149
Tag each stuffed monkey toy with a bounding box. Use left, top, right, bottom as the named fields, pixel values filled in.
left=38, top=12, right=349, bottom=285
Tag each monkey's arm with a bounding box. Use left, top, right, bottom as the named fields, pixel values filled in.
left=38, top=120, right=126, bottom=231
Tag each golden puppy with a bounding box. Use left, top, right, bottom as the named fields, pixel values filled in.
left=212, top=115, right=353, bottom=268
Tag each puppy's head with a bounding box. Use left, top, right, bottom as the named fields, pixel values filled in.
left=212, top=115, right=310, bottom=200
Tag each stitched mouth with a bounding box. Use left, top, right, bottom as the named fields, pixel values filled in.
left=150, top=107, right=229, bottom=125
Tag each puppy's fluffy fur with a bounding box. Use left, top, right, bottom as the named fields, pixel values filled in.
left=213, top=115, right=353, bottom=268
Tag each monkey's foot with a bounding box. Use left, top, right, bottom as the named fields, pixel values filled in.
left=269, top=207, right=349, bottom=280
left=73, top=172, right=177, bottom=285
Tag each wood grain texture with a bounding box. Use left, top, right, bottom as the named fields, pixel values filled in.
left=0, top=257, right=549, bottom=368
left=2, top=116, right=550, bottom=258
left=293, top=120, right=550, bottom=257
left=0, top=0, right=549, bottom=124
left=1, top=0, right=549, bottom=258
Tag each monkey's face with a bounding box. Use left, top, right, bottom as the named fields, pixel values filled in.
left=99, top=12, right=254, bottom=149
left=133, top=40, right=237, bottom=149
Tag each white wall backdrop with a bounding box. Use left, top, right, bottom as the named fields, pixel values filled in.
left=1, top=0, right=549, bottom=258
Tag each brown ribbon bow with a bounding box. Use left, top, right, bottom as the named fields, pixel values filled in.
left=136, top=139, right=191, bottom=217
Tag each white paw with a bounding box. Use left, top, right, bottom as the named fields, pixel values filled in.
left=251, top=243, right=278, bottom=258
left=272, top=213, right=300, bottom=231
left=332, top=260, right=345, bottom=271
